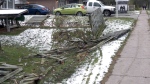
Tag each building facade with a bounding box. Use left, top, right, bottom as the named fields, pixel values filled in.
left=1, top=0, right=15, bottom=9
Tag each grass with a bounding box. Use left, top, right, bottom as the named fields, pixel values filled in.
left=0, top=46, right=39, bottom=73
left=0, top=44, right=86, bottom=83
left=0, top=45, right=35, bottom=71
left=0, top=27, right=28, bottom=35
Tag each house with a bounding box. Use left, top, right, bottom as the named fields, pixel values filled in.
left=0, top=0, right=26, bottom=9
left=0, top=0, right=15, bottom=9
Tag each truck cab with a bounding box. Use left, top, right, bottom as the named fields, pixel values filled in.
left=85, top=0, right=115, bottom=16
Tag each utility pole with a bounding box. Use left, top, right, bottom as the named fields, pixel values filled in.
left=115, top=0, right=118, bottom=18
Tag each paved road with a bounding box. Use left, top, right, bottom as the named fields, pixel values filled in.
left=106, top=10, right=150, bottom=84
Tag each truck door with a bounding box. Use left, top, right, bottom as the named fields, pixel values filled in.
left=87, top=2, right=93, bottom=13
left=93, top=2, right=101, bottom=11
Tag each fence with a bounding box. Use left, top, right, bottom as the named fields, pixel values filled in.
left=20, top=15, right=90, bottom=28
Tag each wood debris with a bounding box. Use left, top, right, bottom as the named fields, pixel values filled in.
left=0, top=63, right=22, bottom=83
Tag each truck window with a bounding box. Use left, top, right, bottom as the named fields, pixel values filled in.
left=94, top=2, right=101, bottom=7
left=88, top=2, right=92, bottom=6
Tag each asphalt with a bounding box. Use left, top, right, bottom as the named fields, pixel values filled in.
left=105, top=10, right=150, bottom=84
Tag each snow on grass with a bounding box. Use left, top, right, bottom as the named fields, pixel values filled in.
left=0, top=28, right=55, bottom=52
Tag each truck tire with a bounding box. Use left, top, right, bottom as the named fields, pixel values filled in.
left=103, top=10, right=111, bottom=16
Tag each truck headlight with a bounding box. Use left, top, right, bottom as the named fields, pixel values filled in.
left=111, top=8, right=115, bottom=11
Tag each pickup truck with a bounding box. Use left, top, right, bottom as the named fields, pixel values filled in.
left=84, top=0, right=116, bottom=16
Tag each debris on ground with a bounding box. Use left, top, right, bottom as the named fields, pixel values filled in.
left=0, top=63, right=22, bottom=83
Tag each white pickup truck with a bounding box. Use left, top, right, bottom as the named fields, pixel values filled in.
left=84, top=0, right=116, bottom=16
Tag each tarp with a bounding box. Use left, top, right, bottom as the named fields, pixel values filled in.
left=0, top=9, right=28, bottom=15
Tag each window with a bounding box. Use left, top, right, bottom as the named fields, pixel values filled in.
left=71, top=4, right=76, bottom=8
left=32, top=5, right=37, bottom=9
left=64, top=4, right=71, bottom=8
left=2, top=1, right=7, bottom=9
left=88, top=2, right=92, bottom=6
left=1, top=0, right=14, bottom=9
left=94, top=2, right=101, bottom=7
left=8, top=0, right=13, bottom=8
left=24, top=5, right=29, bottom=9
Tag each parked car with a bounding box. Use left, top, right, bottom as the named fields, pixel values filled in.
left=85, top=0, right=115, bottom=16
left=20, top=4, right=50, bottom=15
left=53, top=3, right=86, bottom=16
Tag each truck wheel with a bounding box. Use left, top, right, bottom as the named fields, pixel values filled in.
left=76, top=12, right=83, bottom=16
left=55, top=12, right=61, bottom=16
left=103, top=10, right=111, bottom=16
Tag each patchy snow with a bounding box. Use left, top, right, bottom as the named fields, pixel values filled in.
left=0, top=28, right=55, bottom=52
left=0, top=14, right=137, bottom=83
left=62, top=36, right=127, bottom=84
left=61, top=19, right=134, bottom=84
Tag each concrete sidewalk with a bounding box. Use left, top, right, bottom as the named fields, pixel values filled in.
left=106, top=10, right=150, bottom=84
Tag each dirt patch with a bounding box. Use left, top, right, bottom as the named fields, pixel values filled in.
left=0, top=27, right=27, bottom=35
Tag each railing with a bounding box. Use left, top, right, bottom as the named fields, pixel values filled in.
left=20, top=15, right=90, bottom=28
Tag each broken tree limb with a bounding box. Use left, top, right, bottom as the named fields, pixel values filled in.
left=2, top=63, right=19, bottom=68
left=88, top=37, right=113, bottom=52
left=0, top=67, right=23, bottom=83
left=90, top=29, right=131, bottom=43
left=46, top=55, right=67, bottom=64
left=78, top=29, right=130, bottom=53
left=0, top=66, right=18, bottom=69
left=12, top=79, right=18, bottom=84
left=0, top=70, right=10, bottom=75
left=43, top=66, right=52, bottom=76
left=32, top=54, right=67, bottom=64
left=20, top=76, right=39, bottom=82
left=47, top=46, right=77, bottom=54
